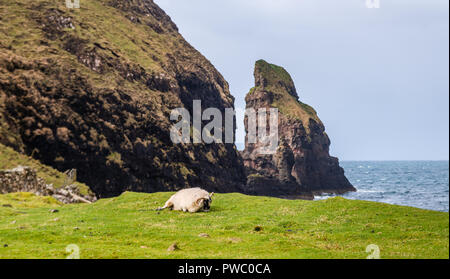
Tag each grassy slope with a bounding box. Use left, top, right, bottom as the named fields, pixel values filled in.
left=0, top=192, right=448, bottom=259
left=0, top=143, right=92, bottom=195
left=0, top=192, right=61, bottom=208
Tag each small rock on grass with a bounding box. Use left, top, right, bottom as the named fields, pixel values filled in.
left=167, top=243, right=179, bottom=251
left=228, top=237, right=242, bottom=244
left=198, top=233, right=210, bottom=238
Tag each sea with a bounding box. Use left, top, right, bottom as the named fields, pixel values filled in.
left=315, top=161, right=449, bottom=212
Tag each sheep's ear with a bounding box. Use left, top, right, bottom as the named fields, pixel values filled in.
left=209, top=192, right=214, bottom=198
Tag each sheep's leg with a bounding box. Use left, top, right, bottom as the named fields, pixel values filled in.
left=157, top=199, right=174, bottom=211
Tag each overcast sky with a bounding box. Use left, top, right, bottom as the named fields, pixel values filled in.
left=155, top=0, right=449, bottom=161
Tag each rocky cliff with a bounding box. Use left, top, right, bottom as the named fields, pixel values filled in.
left=0, top=165, right=96, bottom=204
left=0, top=0, right=246, bottom=197
left=242, top=60, right=355, bottom=198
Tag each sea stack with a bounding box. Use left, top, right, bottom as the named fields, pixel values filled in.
left=242, top=60, right=356, bottom=198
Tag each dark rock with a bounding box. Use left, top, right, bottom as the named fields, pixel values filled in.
left=167, top=243, right=179, bottom=251
left=254, top=226, right=263, bottom=232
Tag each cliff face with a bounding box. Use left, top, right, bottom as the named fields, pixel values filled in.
left=0, top=0, right=246, bottom=197
left=242, top=60, right=355, bottom=198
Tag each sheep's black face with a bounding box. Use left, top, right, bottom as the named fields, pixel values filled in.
left=203, top=198, right=212, bottom=211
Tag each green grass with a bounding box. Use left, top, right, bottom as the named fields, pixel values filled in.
left=272, top=92, right=322, bottom=125
left=0, top=192, right=61, bottom=209
left=0, top=192, right=448, bottom=259
left=255, top=59, right=294, bottom=87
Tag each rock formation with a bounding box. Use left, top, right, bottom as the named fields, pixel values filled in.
left=242, top=60, right=356, bottom=198
left=0, top=1, right=354, bottom=200
left=0, top=166, right=96, bottom=203
left=0, top=0, right=246, bottom=197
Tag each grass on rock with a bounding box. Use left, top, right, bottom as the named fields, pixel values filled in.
left=0, top=143, right=92, bottom=196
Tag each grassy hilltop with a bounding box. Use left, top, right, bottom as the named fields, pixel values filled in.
left=0, top=192, right=448, bottom=259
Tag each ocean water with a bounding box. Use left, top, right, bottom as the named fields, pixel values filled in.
left=315, top=161, right=449, bottom=212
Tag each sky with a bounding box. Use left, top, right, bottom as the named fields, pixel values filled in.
left=155, top=0, right=449, bottom=161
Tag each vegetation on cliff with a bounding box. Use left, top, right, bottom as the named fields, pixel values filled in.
left=0, top=191, right=448, bottom=259
left=250, top=59, right=321, bottom=130
left=0, top=143, right=91, bottom=196
left=0, top=0, right=246, bottom=197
